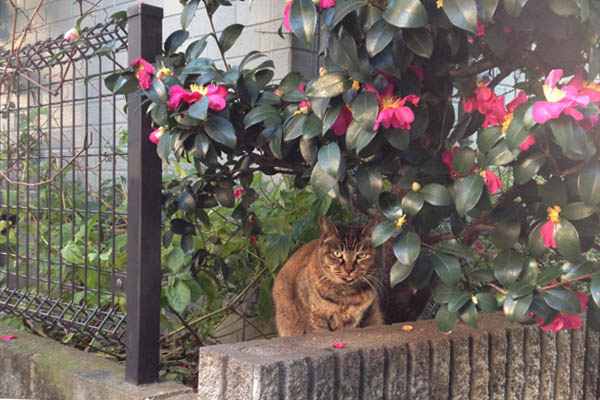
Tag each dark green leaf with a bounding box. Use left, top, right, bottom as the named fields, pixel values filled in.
left=448, top=292, right=470, bottom=313
left=188, top=96, right=209, bottom=120
left=265, top=235, right=292, bottom=272
left=578, top=160, right=600, bottom=206
left=505, top=109, right=529, bottom=151
left=433, top=283, right=457, bottom=303
left=542, top=287, right=583, bottom=314
left=383, top=0, right=428, bottom=28
left=317, top=142, right=341, bottom=177
left=588, top=300, right=600, bottom=331
left=181, top=0, right=199, bottom=30
left=176, top=192, right=196, bottom=212
left=290, top=0, right=318, bottom=45
left=186, top=37, right=208, bottom=61
left=306, top=72, right=351, bottom=98
left=170, top=218, right=195, bottom=235
left=145, top=78, right=168, bottom=104
left=562, top=202, right=597, bottom=220
left=393, top=232, right=421, bottom=266
left=204, top=115, right=237, bottom=148
left=421, top=183, right=452, bottom=206
left=384, top=129, right=410, bottom=150
left=219, top=24, right=244, bottom=53
left=168, top=281, right=191, bottom=313
left=452, top=147, right=476, bottom=176
left=503, top=293, right=532, bottom=323
left=401, top=191, right=424, bottom=216
left=491, top=218, right=521, bottom=250
left=366, top=19, right=396, bottom=56
left=372, top=220, right=398, bottom=247
left=322, top=102, right=343, bottom=134
left=329, top=31, right=361, bottom=73
left=215, top=185, right=235, bottom=208
left=547, top=0, right=579, bottom=16
left=157, top=131, right=171, bottom=162
left=436, top=239, right=473, bottom=261
left=459, top=302, right=478, bottom=328
left=480, top=0, right=499, bottom=23
left=431, top=253, right=462, bottom=286
left=356, top=165, right=382, bottom=205
left=181, top=234, right=195, bottom=255
left=442, top=0, right=478, bottom=34
left=167, top=248, right=185, bottom=273
left=352, top=91, right=379, bottom=130
left=486, top=140, right=519, bottom=166
left=592, top=271, right=600, bottom=308
left=508, top=282, right=535, bottom=299
left=311, top=164, right=337, bottom=197
left=332, top=0, right=367, bottom=27
left=503, top=0, right=528, bottom=17
left=182, top=58, right=214, bottom=74
left=435, top=304, right=458, bottom=332
left=165, top=30, right=190, bottom=55
left=477, top=126, right=503, bottom=153
left=493, top=249, right=524, bottom=287
left=244, top=105, right=280, bottom=128
left=379, top=192, right=404, bottom=220
left=404, top=28, right=433, bottom=58
left=560, top=261, right=596, bottom=281
left=514, top=152, right=545, bottom=184
left=555, top=220, right=582, bottom=262
left=455, top=174, right=484, bottom=216
left=390, top=260, right=414, bottom=287
left=476, top=292, right=497, bottom=313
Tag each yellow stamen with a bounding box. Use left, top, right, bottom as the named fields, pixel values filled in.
left=436, top=0, right=443, bottom=8
left=293, top=104, right=310, bottom=116
left=411, top=182, right=421, bottom=192
left=352, top=80, right=360, bottom=90
left=396, top=215, right=406, bottom=230
left=501, top=113, right=514, bottom=135
left=189, top=84, right=208, bottom=95
left=274, top=89, right=282, bottom=97
left=381, top=95, right=401, bottom=110
left=547, top=205, right=561, bottom=223
left=135, top=64, right=144, bottom=79
left=476, top=81, right=487, bottom=88
left=543, top=84, right=566, bottom=103
left=158, top=67, right=172, bottom=78
left=479, top=170, right=487, bottom=178
left=584, top=81, right=600, bottom=91
left=471, top=295, right=478, bottom=305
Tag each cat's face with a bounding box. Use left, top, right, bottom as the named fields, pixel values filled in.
left=317, top=216, right=378, bottom=285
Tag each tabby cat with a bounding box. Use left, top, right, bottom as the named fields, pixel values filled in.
left=272, top=215, right=383, bottom=337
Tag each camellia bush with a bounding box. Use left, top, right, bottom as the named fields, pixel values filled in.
left=104, top=0, right=600, bottom=333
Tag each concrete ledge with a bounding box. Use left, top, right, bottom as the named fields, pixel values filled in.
left=198, top=313, right=600, bottom=399
left=0, top=323, right=195, bottom=400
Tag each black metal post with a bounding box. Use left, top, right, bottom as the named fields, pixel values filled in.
left=125, top=3, right=163, bottom=385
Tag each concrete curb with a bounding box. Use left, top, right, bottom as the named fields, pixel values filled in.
left=197, top=313, right=600, bottom=400
left=0, top=323, right=195, bottom=400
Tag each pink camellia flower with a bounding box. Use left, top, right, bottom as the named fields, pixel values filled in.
left=532, top=69, right=590, bottom=124
left=365, top=83, right=419, bottom=130
left=442, top=146, right=477, bottom=177
left=463, top=81, right=496, bottom=115
left=294, top=101, right=310, bottom=116
left=331, top=105, right=353, bottom=136
left=541, top=205, right=561, bottom=248
left=250, top=235, right=257, bottom=244
left=131, top=58, right=155, bottom=90
left=167, top=84, right=227, bottom=111
left=519, top=135, right=536, bottom=151
left=474, top=242, right=484, bottom=249
left=64, top=28, right=79, bottom=42
left=535, top=291, right=588, bottom=333
left=149, top=127, right=165, bottom=144
left=1, top=335, right=17, bottom=341
left=156, top=67, right=173, bottom=81
left=319, top=0, right=335, bottom=8
left=480, top=170, right=502, bottom=194
left=234, top=188, right=243, bottom=199
left=283, top=0, right=293, bottom=31
left=568, top=70, right=600, bottom=103
left=477, top=20, right=485, bottom=37
left=332, top=342, right=346, bottom=349
left=482, top=95, right=507, bottom=128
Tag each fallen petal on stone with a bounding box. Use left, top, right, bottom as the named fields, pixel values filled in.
left=1, top=335, right=17, bottom=341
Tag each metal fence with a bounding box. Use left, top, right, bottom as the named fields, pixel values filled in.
left=0, top=4, right=164, bottom=384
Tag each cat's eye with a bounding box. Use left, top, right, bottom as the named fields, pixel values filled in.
left=332, top=250, right=343, bottom=258
left=356, top=252, right=368, bottom=259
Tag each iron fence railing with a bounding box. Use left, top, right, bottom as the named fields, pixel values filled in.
left=0, top=5, right=164, bottom=384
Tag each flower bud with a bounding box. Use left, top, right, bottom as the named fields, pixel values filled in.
left=64, top=28, right=80, bottom=42
left=411, top=182, right=421, bottom=192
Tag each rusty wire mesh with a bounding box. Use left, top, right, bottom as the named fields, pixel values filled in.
left=0, top=21, right=129, bottom=346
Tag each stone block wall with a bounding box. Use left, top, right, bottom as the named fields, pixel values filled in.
left=197, top=313, right=600, bottom=399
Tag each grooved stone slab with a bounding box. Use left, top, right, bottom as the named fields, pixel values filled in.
left=197, top=314, right=600, bottom=400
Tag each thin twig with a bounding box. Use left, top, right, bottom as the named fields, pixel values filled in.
left=203, top=0, right=230, bottom=71
left=167, top=305, right=205, bottom=346
left=538, top=273, right=596, bottom=291
left=488, top=282, right=508, bottom=295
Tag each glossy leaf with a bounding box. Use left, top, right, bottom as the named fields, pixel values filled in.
left=503, top=0, right=528, bottom=17
left=393, top=231, right=421, bottom=266
left=431, top=253, right=461, bottom=286
left=290, top=0, right=317, bottom=45
left=448, top=292, right=470, bottom=313
left=165, top=30, right=190, bottom=54
left=442, top=0, right=478, bottom=34
left=435, top=304, right=458, bottom=332
left=204, top=115, right=237, bottom=148
left=421, top=183, right=452, bottom=206
left=306, top=72, right=351, bottom=97
left=459, top=302, right=478, bottom=328
left=311, top=164, right=337, bottom=197
left=503, top=293, right=532, bottom=323
left=477, top=126, right=502, bottom=153
left=390, top=260, right=414, bottom=287
left=356, top=165, right=382, bottom=205
left=404, top=28, right=433, bottom=59
left=366, top=19, right=396, bottom=56
left=493, top=249, right=524, bottom=287
left=181, top=0, right=199, bottom=30
left=332, top=0, right=367, bottom=27
left=188, top=96, right=209, bottom=120
left=542, top=287, right=583, bottom=314
left=401, top=191, right=424, bottom=216
left=578, top=160, right=600, bottom=206
left=514, top=152, right=545, bottom=184
left=455, top=174, right=484, bottom=216
left=452, top=147, right=476, bottom=176
left=476, top=293, right=497, bottom=313
left=352, top=91, right=379, bottom=130
left=379, top=191, right=404, bottom=220
left=383, top=0, right=428, bottom=28
left=591, top=271, right=600, bottom=308
left=219, top=24, right=244, bottom=53
left=317, top=142, right=341, bottom=177
left=555, top=220, right=582, bottom=262
left=480, top=0, right=499, bottom=23
left=372, top=220, right=398, bottom=247
left=562, top=202, right=597, bottom=220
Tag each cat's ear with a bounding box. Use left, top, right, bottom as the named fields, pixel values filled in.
left=319, top=215, right=339, bottom=237
left=361, top=220, right=378, bottom=237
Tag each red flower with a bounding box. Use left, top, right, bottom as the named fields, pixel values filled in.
left=477, top=21, right=485, bottom=37
left=532, top=69, right=590, bottom=124
left=541, top=205, right=561, bottom=249
left=1, top=335, right=17, bottom=341
left=568, top=70, right=600, bottom=103
left=535, top=292, right=588, bottom=333
left=481, top=170, right=502, bottom=194
left=482, top=95, right=507, bottom=128
left=463, top=82, right=496, bottom=115
left=283, top=0, right=293, bottom=31
left=167, top=85, right=201, bottom=109
left=234, top=188, right=243, bottom=199
left=365, top=83, right=419, bottom=130
left=474, top=242, right=484, bottom=249
left=131, top=58, right=155, bottom=90
left=332, top=342, right=345, bottom=349
left=331, top=105, right=353, bottom=136
left=250, top=235, right=257, bottom=244
left=149, top=127, right=165, bottom=144
left=319, top=0, right=335, bottom=8
left=519, top=135, right=536, bottom=151
left=442, top=146, right=477, bottom=177
left=167, top=84, right=227, bottom=111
